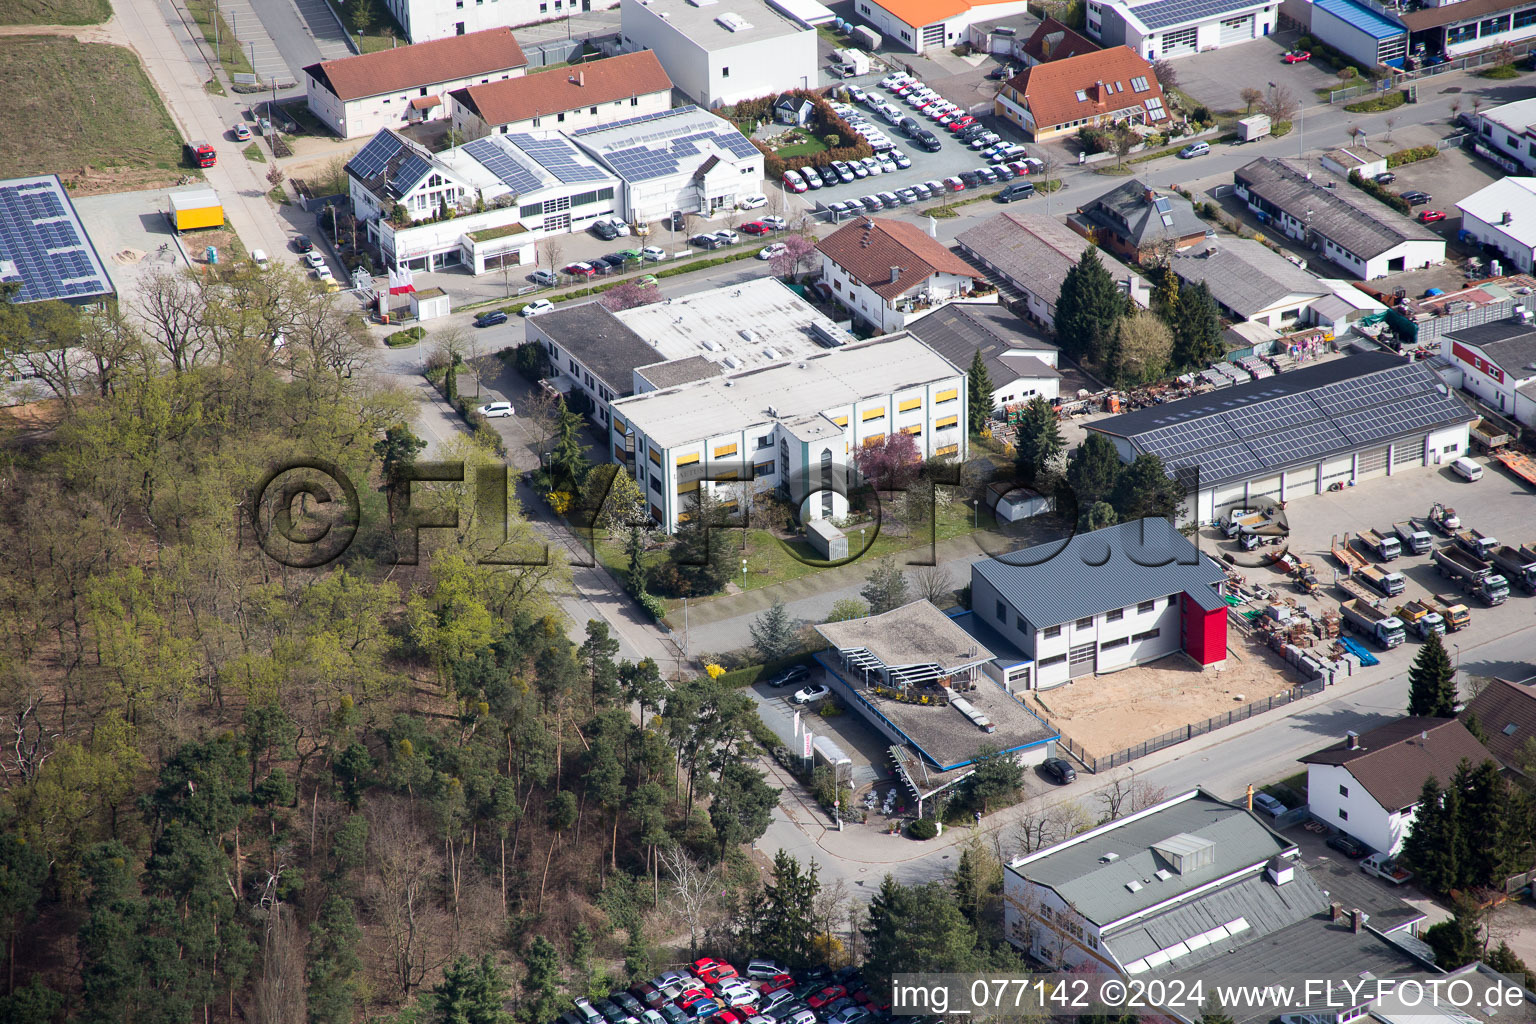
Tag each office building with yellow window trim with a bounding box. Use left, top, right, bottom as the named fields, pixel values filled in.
left=610, top=332, right=968, bottom=533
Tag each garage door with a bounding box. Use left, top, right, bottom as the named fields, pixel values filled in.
left=1069, top=643, right=1096, bottom=678
left=922, top=22, right=945, bottom=47
left=1283, top=465, right=1317, bottom=496
left=1214, top=484, right=1246, bottom=510
left=1218, top=13, right=1254, bottom=44
left=1357, top=445, right=1389, bottom=479
left=1161, top=26, right=1197, bottom=55
left=1321, top=458, right=1353, bottom=485
left=1248, top=475, right=1282, bottom=501
left=1392, top=435, right=1426, bottom=468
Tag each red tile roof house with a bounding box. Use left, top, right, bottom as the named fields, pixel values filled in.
left=815, top=217, right=987, bottom=334
left=1020, top=16, right=1100, bottom=65
left=994, top=45, right=1169, bottom=141
left=447, top=51, right=674, bottom=141
left=304, top=27, right=528, bottom=139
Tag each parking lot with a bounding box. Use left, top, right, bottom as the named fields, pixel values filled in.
left=1172, top=30, right=1341, bottom=114
left=774, top=72, right=1042, bottom=215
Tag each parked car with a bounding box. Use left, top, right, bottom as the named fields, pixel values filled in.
left=759, top=980, right=795, bottom=1001
left=575, top=999, right=603, bottom=1024
left=641, top=245, right=668, bottom=261
left=895, top=187, right=918, bottom=204
left=758, top=242, right=788, bottom=261
left=1282, top=49, right=1311, bottom=62
left=1400, top=190, right=1432, bottom=206
left=1179, top=141, right=1210, bottom=158
left=713, top=229, right=740, bottom=245
left=1252, top=792, right=1286, bottom=816
left=597, top=1000, right=628, bottom=1023
left=858, top=195, right=883, bottom=212
left=807, top=987, right=847, bottom=1010
left=783, top=169, right=807, bottom=193
left=312, top=264, right=334, bottom=282
left=943, top=175, right=966, bottom=191
left=910, top=182, right=933, bottom=200
left=660, top=1007, right=688, bottom=1024
left=613, top=994, right=645, bottom=1016
left=986, top=63, right=1016, bottom=79
left=1041, top=757, right=1076, bottom=783
left=740, top=221, right=769, bottom=235
left=474, top=309, right=509, bottom=327
left=958, top=170, right=981, bottom=187
left=761, top=215, right=787, bottom=229
left=304, top=250, right=326, bottom=269
left=1374, top=171, right=1396, bottom=184
left=1419, top=209, right=1447, bottom=223
left=529, top=268, right=559, bottom=286
left=847, top=85, right=868, bottom=103
left=519, top=299, right=554, bottom=317
left=1326, top=833, right=1369, bottom=858
left=250, top=248, right=269, bottom=269
left=233, top=123, right=252, bottom=141
left=563, top=262, right=597, bottom=277
left=791, top=683, right=831, bottom=705
left=997, top=180, right=1035, bottom=202
left=601, top=251, right=636, bottom=267
left=831, top=160, right=856, bottom=182
left=292, top=233, right=313, bottom=253
left=913, top=129, right=942, bottom=151
left=688, top=234, right=722, bottom=250
left=738, top=191, right=768, bottom=209
left=891, top=149, right=912, bottom=168
left=593, top=219, right=620, bottom=240
left=947, top=115, right=976, bottom=132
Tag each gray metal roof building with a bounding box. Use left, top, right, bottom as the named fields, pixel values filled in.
left=1168, top=237, right=1328, bottom=321
left=973, top=518, right=1227, bottom=631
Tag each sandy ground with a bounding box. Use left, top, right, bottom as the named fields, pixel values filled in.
left=1027, top=639, right=1300, bottom=760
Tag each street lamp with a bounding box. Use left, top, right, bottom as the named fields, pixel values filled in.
left=860, top=527, right=866, bottom=552
left=742, top=558, right=747, bottom=584
left=973, top=498, right=979, bottom=528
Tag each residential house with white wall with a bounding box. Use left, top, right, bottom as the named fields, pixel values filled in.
left=1300, top=718, right=1493, bottom=858
left=379, top=0, right=617, bottom=42
left=304, top=27, right=528, bottom=139
left=994, top=46, right=1169, bottom=141
left=618, top=0, right=817, bottom=108
left=906, top=304, right=1062, bottom=415
left=815, top=217, right=986, bottom=334
left=1439, top=319, right=1536, bottom=427
left=1233, top=157, right=1444, bottom=281
left=447, top=51, right=673, bottom=140
left=1471, top=97, right=1536, bottom=176
left=1086, top=0, right=1276, bottom=58
left=853, top=0, right=1033, bottom=53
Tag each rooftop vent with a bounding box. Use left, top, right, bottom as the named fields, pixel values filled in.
left=702, top=338, right=722, bottom=351
left=762, top=347, right=781, bottom=360
left=723, top=355, right=741, bottom=368
left=1100, top=852, right=1120, bottom=863
left=767, top=405, right=778, bottom=417
left=738, top=328, right=757, bottom=342
left=1125, top=880, right=1144, bottom=893
left=1503, top=211, right=1513, bottom=225
left=1346, top=729, right=1360, bottom=750
left=716, top=11, right=752, bottom=30
left=1154, top=869, right=1173, bottom=882
left=889, top=265, right=901, bottom=284
left=1151, top=833, right=1216, bottom=875
left=1267, top=855, right=1294, bottom=886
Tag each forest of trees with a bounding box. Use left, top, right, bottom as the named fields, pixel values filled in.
left=0, top=266, right=784, bottom=1022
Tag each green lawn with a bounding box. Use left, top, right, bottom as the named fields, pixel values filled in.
left=0, top=36, right=186, bottom=191
left=316, top=0, right=408, bottom=52
left=776, top=136, right=828, bottom=159
left=243, top=142, right=266, bottom=162
left=0, top=0, right=109, bottom=25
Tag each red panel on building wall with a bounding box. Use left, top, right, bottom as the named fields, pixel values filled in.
left=1451, top=342, right=1505, bottom=382
left=1179, top=592, right=1228, bottom=666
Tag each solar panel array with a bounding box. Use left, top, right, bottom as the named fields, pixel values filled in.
left=347, top=132, right=408, bottom=181
left=389, top=153, right=433, bottom=196
left=0, top=177, right=110, bottom=303
left=573, top=104, right=702, bottom=137
left=507, top=135, right=609, bottom=185
left=573, top=105, right=760, bottom=182
left=1131, top=0, right=1261, bottom=29
left=463, top=137, right=544, bottom=196
left=1129, top=361, right=1470, bottom=485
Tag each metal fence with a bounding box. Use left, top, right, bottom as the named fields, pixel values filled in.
left=1055, top=677, right=1325, bottom=773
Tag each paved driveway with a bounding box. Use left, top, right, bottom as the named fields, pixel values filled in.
left=1171, top=32, right=1336, bottom=114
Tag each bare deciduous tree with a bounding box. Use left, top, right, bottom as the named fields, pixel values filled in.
left=246, top=904, right=307, bottom=1024
left=1258, top=83, right=1299, bottom=124
left=1099, top=769, right=1168, bottom=821
left=909, top=564, right=954, bottom=604
left=136, top=269, right=211, bottom=373
left=366, top=797, right=455, bottom=998
left=1010, top=797, right=1094, bottom=855
left=662, top=844, right=720, bottom=959
left=523, top=387, right=563, bottom=465
left=539, top=236, right=565, bottom=279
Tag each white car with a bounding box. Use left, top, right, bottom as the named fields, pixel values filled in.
left=250, top=248, right=269, bottom=269
left=791, top=683, right=830, bottom=705
left=714, top=228, right=739, bottom=244
left=478, top=401, right=514, bottom=418
left=303, top=250, right=325, bottom=269
left=737, top=192, right=768, bottom=210
left=520, top=299, right=554, bottom=317
left=848, top=85, right=868, bottom=103
left=312, top=264, right=334, bottom=281
left=760, top=215, right=787, bottom=230
left=641, top=245, right=668, bottom=261
left=757, top=242, right=788, bottom=260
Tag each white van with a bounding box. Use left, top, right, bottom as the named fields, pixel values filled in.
left=1451, top=457, right=1483, bottom=481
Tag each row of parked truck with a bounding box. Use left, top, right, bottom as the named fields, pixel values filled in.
left=1333, top=504, right=1535, bottom=649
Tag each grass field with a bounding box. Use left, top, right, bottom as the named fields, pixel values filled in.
left=0, top=36, right=186, bottom=193
left=0, top=0, right=110, bottom=25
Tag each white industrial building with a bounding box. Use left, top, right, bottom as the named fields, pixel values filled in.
left=303, top=28, right=528, bottom=139
left=610, top=332, right=968, bottom=532
left=447, top=51, right=674, bottom=140
left=1440, top=319, right=1536, bottom=427
left=906, top=304, right=1062, bottom=414
left=379, top=0, right=616, bottom=41
left=1234, top=158, right=1445, bottom=281
left=346, top=129, right=618, bottom=273
left=853, top=0, right=1032, bottom=53
left=1088, top=352, right=1476, bottom=524
left=618, top=0, right=818, bottom=108
left=1085, top=0, right=1277, bottom=59
left=1470, top=98, right=1536, bottom=176
left=1301, top=719, right=1493, bottom=858
left=1456, top=177, right=1536, bottom=276
left=572, top=106, right=765, bottom=224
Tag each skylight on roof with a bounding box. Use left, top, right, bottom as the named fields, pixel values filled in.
left=1075, top=89, right=1088, bottom=101
left=1505, top=722, right=1520, bottom=736
left=1130, top=75, right=1149, bottom=91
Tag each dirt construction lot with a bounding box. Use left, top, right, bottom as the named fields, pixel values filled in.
left=1027, top=640, right=1299, bottom=760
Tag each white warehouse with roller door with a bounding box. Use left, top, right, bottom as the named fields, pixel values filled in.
left=1087, top=352, right=1475, bottom=524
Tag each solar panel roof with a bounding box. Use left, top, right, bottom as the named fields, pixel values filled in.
left=463, top=136, right=544, bottom=195
left=505, top=134, right=609, bottom=185
left=1091, top=354, right=1473, bottom=487
left=347, top=131, right=408, bottom=180
left=1128, top=0, right=1268, bottom=29
left=0, top=175, right=113, bottom=305
left=573, top=105, right=761, bottom=182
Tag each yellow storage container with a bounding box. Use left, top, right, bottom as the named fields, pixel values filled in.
left=169, top=189, right=224, bottom=232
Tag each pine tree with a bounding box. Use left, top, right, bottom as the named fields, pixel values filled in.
left=1462, top=758, right=1514, bottom=889
left=861, top=558, right=909, bottom=614
left=1152, top=263, right=1180, bottom=322
left=668, top=488, right=736, bottom=595
left=307, top=895, right=363, bottom=1024
left=1054, top=246, right=1126, bottom=365
left=521, top=936, right=563, bottom=1024
left=622, top=925, right=653, bottom=985
left=1424, top=895, right=1483, bottom=970
left=750, top=600, right=800, bottom=663
left=568, top=922, right=594, bottom=989
left=548, top=401, right=591, bottom=495
left=1065, top=433, right=1124, bottom=514
left=1170, top=280, right=1223, bottom=371
left=1407, top=631, right=1457, bottom=717
left=860, top=874, right=907, bottom=993
left=755, top=850, right=821, bottom=968
left=952, top=842, right=1000, bottom=929
left=965, top=745, right=1025, bottom=814
left=967, top=350, right=995, bottom=433
left=1013, top=396, right=1064, bottom=487
left=433, top=954, right=511, bottom=1024
left=1111, top=453, right=1185, bottom=522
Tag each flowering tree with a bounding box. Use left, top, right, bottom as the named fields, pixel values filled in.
left=853, top=431, right=921, bottom=492
left=769, top=234, right=818, bottom=279
left=601, top=282, right=662, bottom=312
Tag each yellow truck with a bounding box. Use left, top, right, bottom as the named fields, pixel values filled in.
left=1394, top=601, right=1446, bottom=639
left=169, top=188, right=223, bottom=232
left=1426, top=594, right=1472, bottom=632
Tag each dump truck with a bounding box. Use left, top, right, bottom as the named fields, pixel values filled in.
left=1331, top=533, right=1367, bottom=573
left=1494, top=449, right=1536, bottom=490
left=1360, top=528, right=1402, bottom=562
left=1427, top=594, right=1472, bottom=632
left=1453, top=528, right=1499, bottom=561
left=1433, top=544, right=1510, bottom=605
left=1393, top=520, right=1433, bottom=555
left=1429, top=503, right=1460, bottom=535
left=1340, top=599, right=1406, bottom=649
left=185, top=140, right=216, bottom=168
left=1489, top=544, right=1536, bottom=594
left=1359, top=565, right=1406, bottom=598
left=168, top=189, right=224, bottom=232
left=1471, top=418, right=1512, bottom=450
left=1394, top=601, right=1447, bottom=639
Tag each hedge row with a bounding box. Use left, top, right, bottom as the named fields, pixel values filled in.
left=385, top=326, right=425, bottom=347
left=1387, top=145, right=1438, bottom=168
left=738, top=88, right=875, bottom=179
left=1348, top=169, right=1410, bottom=214
left=1343, top=90, right=1406, bottom=113
left=717, top=649, right=825, bottom=689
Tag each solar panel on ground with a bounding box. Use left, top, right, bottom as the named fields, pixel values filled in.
left=464, top=137, right=544, bottom=195
left=0, top=176, right=110, bottom=304
left=347, top=132, right=406, bottom=180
